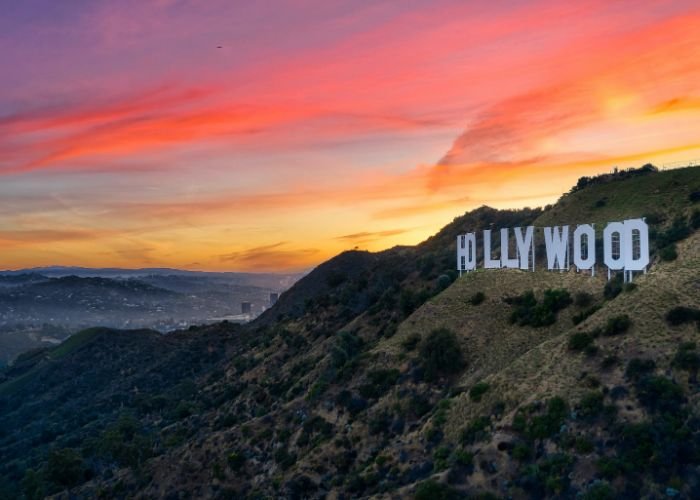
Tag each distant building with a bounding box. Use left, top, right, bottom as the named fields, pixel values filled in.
left=241, top=302, right=251, bottom=314
left=270, top=293, right=279, bottom=305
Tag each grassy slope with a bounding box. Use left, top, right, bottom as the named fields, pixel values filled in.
left=376, top=168, right=700, bottom=496
left=535, top=165, right=700, bottom=227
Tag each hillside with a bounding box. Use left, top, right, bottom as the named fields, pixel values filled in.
left=0, top=165, right=699, bottom=499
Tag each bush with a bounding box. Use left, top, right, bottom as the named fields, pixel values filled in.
left=574, top=291, right=593, bottom=307
left=603, top=315, right=631, bottom=336
left=569, top=332, right=594, bottom=351
left=581, top=481, right=616, bottom=500
left=625, top=358, right=656, bottom=380
left=469, top=291, right=486, bottom=306
left=656, top=216, right=691, bottom=248
left=689, top=190, right=700, bottom=203
left=635, top=376, right=685, bottom=414
left=507, top=289, right=571, bottom=328
left=601, top=355, right=619, bottom=369
left=274, top=448, right=297, bottom=470
left=512, top=441, right=531, bottom=460
left=469, top=382, right=490, bottom=402
left=659, top=244, right=678, bottom=261
left=530, top=399, right=567, bottom=439
left=436, top=274, right=453, bottom=291
left=331, top=331, right=364, bottom=369
left=603, top=276, right=623, bottom=300
left=672, top=342, right=700, bottom=372
left=460, top=416, right=491, bottom=445
left=401, top=332, right=421, bottom=352
left=419, top=328, right=465, bottom=382
left=45, top=448, right=86, bottom=489
left=227, top=451, right=245, bottom=470
left=359, top=369, right=400, bottom=399
left=572, top=305, right=601, bottom=325
left=578, top=391, right=604, bottom=419
left=691, top=209, right=700, bottom=229
left=451, top=449, right=474, bottom=466
left=665, top=306, right=700, bottom=326
left=414, top=479, right=460, bottom=500
left=596, top=456, right=624, bottom=479
left=516, top=397, right=568, bottom=441
left=574, top=436, right=595, bottom=454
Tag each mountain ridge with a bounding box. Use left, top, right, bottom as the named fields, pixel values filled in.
left=1, top=164, right=699, bottom=499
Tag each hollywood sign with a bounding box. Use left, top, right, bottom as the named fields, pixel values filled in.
left=457, top=218, right=649, bottom=282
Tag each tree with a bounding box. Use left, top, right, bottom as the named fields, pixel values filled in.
left=419, top=328, right=464, bottom=382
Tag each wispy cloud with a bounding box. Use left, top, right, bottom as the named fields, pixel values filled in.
left=218, top=242, right=320, bottom=272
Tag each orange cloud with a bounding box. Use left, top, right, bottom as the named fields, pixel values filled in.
left=218, top=242, right=320, bottom=272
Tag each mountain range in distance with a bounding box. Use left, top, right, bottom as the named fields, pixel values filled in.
left=0, top=268, right=303, bottom=366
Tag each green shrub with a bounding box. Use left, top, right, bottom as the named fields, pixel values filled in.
left=507, top=289, right=572, bottom=328
left=578, top=392, right=604, bottom=419
left=672, top=342, right=700, bottom=372
left=603, top=315, right=631, bottom=336
left=596, top=456, right=624, bottom=479
left=659, top=244, right=678, bottom=261
left=227, top=451, right=245, bottom=470
left=414, top=479, right=460, bottom=500
left=359, top=369, right=400, bottom=399
left=460, top=416, right=491, bottom=445
left=666, top=306, right=700, bottom=326
left=469, top=382, right=490, bottom=402
left=512, top=441, right=531, bottom=460
left=419, top=328, right=465, bottom=382
left=635, top=376, right=685, bottom=414
left=574, top=436, right=595, bottom=454
left=625, top=358, right=656, bottom=380
left=45, top=448, right=85, bottom=489
left=274, top=448, right=296, bottom=470
left=603, top=275, right=623, bottom=299
left=469, top=291, right=486, bottom=305
left=574, top=291, right=593, bottom=307
left=331, top=331, right=364, bottom=369
left=569, top=332, right=594, bottom=351
left=581, top=481, right=616, bottom=500
left=520, top=397, right=568, bottom=440
left=401, top=332, right=421, bottom=352
left=691, top=209, right=700, bottom=229
left=436, top=274, right=453, bottom=291
left=451, top=449, right=473, bottom=466
left=97, top=415, right=154, bottom=469
left=573, top=305, right=601, bottom=325
left=656, top=216, right=691, bottom=248
left=601, top=355, right=619, bottom=369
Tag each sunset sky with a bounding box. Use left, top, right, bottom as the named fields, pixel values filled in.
left=2, top=0, right=700, bottom=272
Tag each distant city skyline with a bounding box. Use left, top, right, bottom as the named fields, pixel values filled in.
left=1, top=0, right=699, bottom=271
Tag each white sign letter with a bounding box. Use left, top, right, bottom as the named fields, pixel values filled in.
left=483, top=230, right=500, bottom=269
left=544, top=226, right=569, bottom=270
left=456, top=233, right=477, bottom=271
left=603, top=222, right=625, bottom=270
left=623, top=219, right=650, bottom=271
left=514, top=226, right=534, bottom=270
left=573, top=224, right=596, bottom=270
left=501, top=228, right=519, bottom=269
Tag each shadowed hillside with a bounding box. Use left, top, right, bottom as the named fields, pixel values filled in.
left=1, top=165, right=699, bottom=499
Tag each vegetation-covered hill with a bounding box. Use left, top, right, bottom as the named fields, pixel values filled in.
left=0, top=165, right=699, bottom=499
